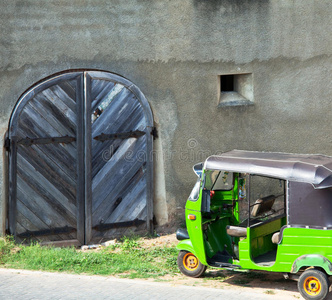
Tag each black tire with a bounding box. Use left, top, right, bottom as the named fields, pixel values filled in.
left=177, top=250, right=207, bottom=278
left=298, top=269, right=330, bottom=300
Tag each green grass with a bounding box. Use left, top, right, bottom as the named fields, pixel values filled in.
left=0, top=236, right=179, bottom=279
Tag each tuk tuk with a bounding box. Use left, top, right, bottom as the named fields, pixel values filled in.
left=176, top=150, right=332, bottom=300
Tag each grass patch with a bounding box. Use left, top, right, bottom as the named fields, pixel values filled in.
left=0, top=236, right=179, bottom=279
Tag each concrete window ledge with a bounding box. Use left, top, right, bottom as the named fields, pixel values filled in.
left=218, top=92, right=254, bottom=107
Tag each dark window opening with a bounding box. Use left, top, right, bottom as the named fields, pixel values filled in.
left=220, top=75, right=234, bottom=92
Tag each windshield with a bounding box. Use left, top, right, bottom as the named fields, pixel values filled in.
left=188, top=178, right=201, bottom=201
left=204, top=170, right=233, bottom=191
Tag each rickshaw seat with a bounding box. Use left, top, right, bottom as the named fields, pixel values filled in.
left=271, top=232, right=280, bottom=244
left=251, top=195, right=276, bottom=217
left=226, top=225, right=247, bottom=237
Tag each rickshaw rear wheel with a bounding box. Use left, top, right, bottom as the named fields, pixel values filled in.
left=177, top=250, right=207, bottom=278
left=298, top=269, right=330, bottom=300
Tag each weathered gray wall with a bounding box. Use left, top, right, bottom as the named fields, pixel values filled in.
left=0, top=0, right=331, bottom=230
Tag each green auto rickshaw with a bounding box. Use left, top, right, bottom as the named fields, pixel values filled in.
left=176, top=150, right=332, bottom=300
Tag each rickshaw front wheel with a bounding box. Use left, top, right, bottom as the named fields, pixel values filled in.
left=177, top=250, right=207, bottom=278
left=298, top=269, right=330, bottom=300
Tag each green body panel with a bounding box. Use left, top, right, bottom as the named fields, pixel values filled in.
left=176, top=239, right=196, bottom=255
left=276, top=227, right=332, bottom=275
left=184, top=208, right=208, bottom=265
left=238, top=226, right=332, bottom=275
left=291, top=254, right=332, bottom=274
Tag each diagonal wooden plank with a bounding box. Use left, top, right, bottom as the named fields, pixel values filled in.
left=91, top=147, right=146, bottom=214
left=92, top=137, right=145, bottom=191
left=91, top=120, right=145, bottom=168
left=91, top=80, right=117, bottom=112
left=58, top=79, right=78, bottom=103
left=27, top=92, right=76, bottom=137
left=91, top=78, right=115, bottom=98
left=19, top=107, right=65, bottom=138
left=91, top=83, right=124, bottom=116
left=50, top=82, right=77, bottom=112
left=17, top=126, right=77, bottom=174
left=92, top=101, right=142, bottom=139
left=91, top=104, right=145, bottom=163
left=92, top=164, right=145, bottom=222
left=41, top=88, right=77, bottom=129
left=92, top=87, right=137, bottom=132
left=17, top=171, right=77, bottom=228
left=99, top=190, right=146, bottom=240
left=103, top=175, right=147, bottom=224
left=16, top=209, right=41, bottom=232
left=136, top=205, right=147, bottom=220
left=17, top=138, right=77, bottom=189
left=91, top=136, right=147, bottom=207
left=102, top=180, right=146, bottom=225
left=91, top=120, right=146, bottom=178
left=17, top=203, right=76, bottom=241
left=113, top=178, right=146, bottom=222
left=17, top=146, right=77, bottom=205
left=29, top=94, right=77, bottom=138
left=20, top=103, right=77, bottom=158
left=17, top=152, right=77, bottom=216
left=17, top=177, right=75, bottom=229
left=17, top=112, right=77, bottom=164
left=119, top=189, right=147, bottom=222
left=92, top=101, right=144, bottom=144
left=16, top=203, right=75, bottom=241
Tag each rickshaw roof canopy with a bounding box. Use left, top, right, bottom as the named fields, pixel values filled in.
left=205, top=150, right=332, bottom=189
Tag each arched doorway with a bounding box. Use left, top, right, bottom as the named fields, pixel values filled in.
left=8, top=70, right=154, bottom=245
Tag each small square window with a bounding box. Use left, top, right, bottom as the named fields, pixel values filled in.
left=220, top=75, right=234, bottom=92
left=218, top=73, right=254, bottom=107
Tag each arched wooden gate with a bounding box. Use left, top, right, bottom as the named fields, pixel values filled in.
left=7, top=70, right=154, bottom=245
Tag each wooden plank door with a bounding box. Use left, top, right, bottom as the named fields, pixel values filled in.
left=8, top=70, right=154, bottom=245
left=85, top=71, right=154, bottom=244
left=8, top=72, right=85, bottom=245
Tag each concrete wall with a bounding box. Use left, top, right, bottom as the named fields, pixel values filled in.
left=0, top=0, right=331, bottom=230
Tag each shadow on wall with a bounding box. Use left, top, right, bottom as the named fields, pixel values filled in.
left=193, top=0, right=270, bottom=14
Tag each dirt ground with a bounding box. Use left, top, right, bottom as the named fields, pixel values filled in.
left=137, top=233, right=302, bottom=299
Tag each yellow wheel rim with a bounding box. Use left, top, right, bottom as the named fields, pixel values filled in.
left=303, top=276, right=322, bottom=296
left=183, top=252, right=199, bottom=271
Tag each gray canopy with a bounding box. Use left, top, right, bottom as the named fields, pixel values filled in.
left=204, top=150, right=332, bottom=189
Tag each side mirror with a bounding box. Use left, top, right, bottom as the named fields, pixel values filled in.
left=193, top=163, right=203, bottom=178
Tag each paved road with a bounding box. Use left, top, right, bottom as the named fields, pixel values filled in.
left=0, top=268, right=291, bottom=300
